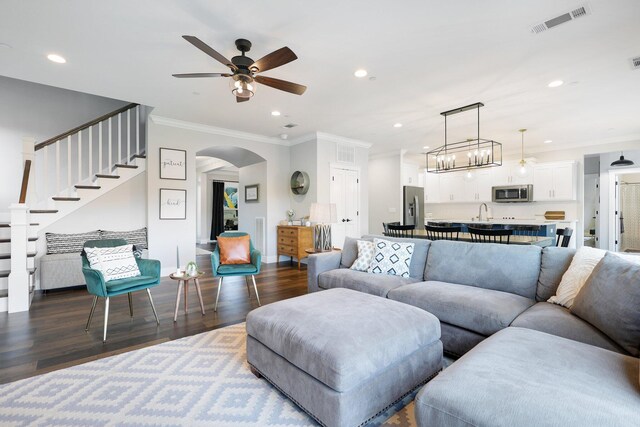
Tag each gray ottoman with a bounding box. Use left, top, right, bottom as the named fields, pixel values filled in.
left=246, top=288, right=443, bottom=427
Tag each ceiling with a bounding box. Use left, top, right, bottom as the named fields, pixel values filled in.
left=1, top=0, right=639, bottom=157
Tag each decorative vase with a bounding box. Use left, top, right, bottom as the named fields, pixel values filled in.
left=186, top=261, right=198, bottom=277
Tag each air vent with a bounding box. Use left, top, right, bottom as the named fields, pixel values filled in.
left=631, top=56, right=640, bottom=70
left=283, top=123, right=298, bottom=129
left=531, top=4, right=591, bottom=34
left=337, top=144, right=356, bottom=164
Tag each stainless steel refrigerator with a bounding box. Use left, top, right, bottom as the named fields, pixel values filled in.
left=403, top=186, right=424, bottom=230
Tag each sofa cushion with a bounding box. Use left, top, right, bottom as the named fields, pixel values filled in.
left=106, top=275, right=159, bottom=293
left=46, top=230, right=101, bottom=254
left=246, top=288, right=441, bottom=392
left=340, top=236, right=360, bottom=268
left=318, top=269, right=418, bottom=297
left=536, top=247, right=575, bottom=302
left=511, top=302, right=625, bottom=354
left=217, top=264, right=258, bottom=275
left=414, top=327, right=640, bottom=427
left=571, top=253, right=640, bottom=357
left=363, top=234, right=430, bottom=280
left=367, top=238, right=414, bottom=277
left=350, top=239, right=375, bottom=272
left=388, top=281, right=535, bottom=336
left=424, top=240, right=541, bottom=299
left=548, top=246, right=606, bottom=308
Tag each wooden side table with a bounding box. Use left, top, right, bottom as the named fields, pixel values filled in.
left=170, top=272, right=205, bottom=322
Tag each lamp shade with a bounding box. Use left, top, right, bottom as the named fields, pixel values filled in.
left=309, top=203, right=337, bottom=224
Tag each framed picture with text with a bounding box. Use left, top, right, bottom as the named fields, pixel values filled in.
left=245, top=184, right=259, bottom=203
left=159, top=188, right=187, bottom=220
left=159, top=148, right=186, bottom=180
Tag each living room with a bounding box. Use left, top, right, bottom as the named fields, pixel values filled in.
left=1, top=1, right=639, bottom=426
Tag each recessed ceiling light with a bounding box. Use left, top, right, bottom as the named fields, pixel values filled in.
left=423, top=146, right=430, bottom=150
left=544, top=140, right=552, bottom=144
left=271, top=111, right=281, bottom=116
left=547, top=80, right=563, bottom=88
left=47, top=53, right=66, bottom=64
left=354, top=69, right=368, bottom=78
left=393, top=123, right=403, bottom=128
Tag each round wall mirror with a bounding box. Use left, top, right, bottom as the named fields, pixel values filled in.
left=290, top=171, right=310, bottom=195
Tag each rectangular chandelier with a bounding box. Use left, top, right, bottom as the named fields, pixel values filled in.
left=426, top=102, right=502, bottom=173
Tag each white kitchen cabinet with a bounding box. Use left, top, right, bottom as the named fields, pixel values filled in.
left=424, top=171, right=440, bottom=203
left=402, top=162, right=421, bottom=187
left=440, top=174, right=466, bottom=202
left=533, top=162, right=577, bottom=201
left=464, top=169, right=493, bottom=202
left=493, top=162, right=534, bottom=186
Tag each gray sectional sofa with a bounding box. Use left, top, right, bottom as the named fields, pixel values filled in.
left=308, top=235, right=640, bottom=426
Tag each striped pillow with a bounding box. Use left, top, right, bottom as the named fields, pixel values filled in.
left=84, top=244, right=141, bottom=281
left=100, top=227, right=148, bottom=249
left=46, top=230, right=101, bottom=254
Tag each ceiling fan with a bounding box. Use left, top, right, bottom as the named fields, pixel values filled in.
left=173, top=35, right=307, bottom=103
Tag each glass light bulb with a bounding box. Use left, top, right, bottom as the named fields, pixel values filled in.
left=247, top=83, right=254, bottom=91
left=237, top=86, right=243, bottom=94
left=520, top=165, right=527, bottom=175
left=234, top=81, right=241, bottom=88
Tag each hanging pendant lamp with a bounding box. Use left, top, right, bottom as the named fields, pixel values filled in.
left=610, top=152, right=635, bottom=167
left=518, top=129, right=527, bottom=174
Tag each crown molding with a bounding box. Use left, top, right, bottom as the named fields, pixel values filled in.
left=150, top=115, right=290, bottom=146
left=288, top=131, right=373, bottom=148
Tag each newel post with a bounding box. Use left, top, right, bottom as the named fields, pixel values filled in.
left=22, top=137, right=36, bottom=205
left=8, top=204, right=31, bottom=313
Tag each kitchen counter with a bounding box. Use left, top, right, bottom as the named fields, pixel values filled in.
left=389, top=230, right=554, bottom=247
left=427, top=218, right=562, bottom=226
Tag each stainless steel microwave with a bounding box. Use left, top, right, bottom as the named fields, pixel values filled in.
left=492, top=185, right=533, bottom=203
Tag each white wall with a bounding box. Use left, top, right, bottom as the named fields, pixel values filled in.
left=238, top=162, right=268, bottom=252
left=368, top=152, right=402, bottom=235
left=289, top=141, right=317, bottom=220
left=147, top=118, right=290, bottom=274
left=0, top=76, right=128, bottom=210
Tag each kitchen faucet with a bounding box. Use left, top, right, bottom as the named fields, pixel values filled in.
left=478, top=203, right=488, bottom=222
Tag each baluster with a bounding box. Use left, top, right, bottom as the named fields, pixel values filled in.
left=88, top=125, right=93, bottom=179
left=67, top=136, right=72, bottom=196
left=99, top=122, right=103, bottom=174
left=118, top=113, right=122, bottom=164
left=136, top=106, right=140, bottom=154
left=108, top=117, right=112, bottom=172
left=43, top=145, right=49, bottom=202
left=127, top=109, right=131, bottom=162
left=56, top=141, right=61, bottom=194
left=78, top=130, right=82, bottom=183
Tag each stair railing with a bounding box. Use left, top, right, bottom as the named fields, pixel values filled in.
left=31, top=103, right=145, bottom=204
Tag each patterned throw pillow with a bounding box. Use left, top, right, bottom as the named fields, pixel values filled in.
left=367, top=238, right=415, bottom=278
left=100, top=227, right=148, bottom=249
left=350, top=240, right=375, bottom=272
left=46, top=230, right=101, bottom=254
left=84, top=244, right=141, bottom=282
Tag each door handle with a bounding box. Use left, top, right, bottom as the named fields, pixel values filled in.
left=341, top=219, right=346, bottom=222
left=346, top=218, right=352, bottom=222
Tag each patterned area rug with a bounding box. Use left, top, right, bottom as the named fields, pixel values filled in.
left=0, top=323, right=417, bottom=426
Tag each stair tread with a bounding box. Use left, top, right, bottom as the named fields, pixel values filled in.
left=30, top=210, right=58, bottom=214
left=0, top=223, right=39, bottom=228
left=75, top=185, right=101, bottom=189
left=0, top=238, right=38, bottom=243
left=0, top=268, right=37, bottom=278
left=114, top=164, right=138, bottom=169
left=95, top=174, right=120, bottom=179
left=132, top=154, right=146, bottom=159
left=52, top=197, right=81, bottom=201
left=0, top=252, right=37, bottom=260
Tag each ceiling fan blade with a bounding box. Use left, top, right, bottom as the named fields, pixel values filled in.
left=182, top=35, right=237, bottom=71
left=254, top=75, right=307, bottom=95
left=236, top=96, right=250, bottom=103
left=251, top=47, right=297, bottom=73
left=172, top=73, right=231, bottom=78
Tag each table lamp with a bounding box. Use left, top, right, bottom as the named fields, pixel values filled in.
left=309, top=203, right=337, bottom=251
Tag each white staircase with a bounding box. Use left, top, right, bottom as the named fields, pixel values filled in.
left=1, top=103, right=149, bottom=313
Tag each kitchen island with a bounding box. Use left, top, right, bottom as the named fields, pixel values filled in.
left=426, top=218, right=560, bottom=237
left=397, top=230, right=554, bottom=247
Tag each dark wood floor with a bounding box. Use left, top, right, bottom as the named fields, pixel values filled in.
left=0, top=253, right=308, bottom=385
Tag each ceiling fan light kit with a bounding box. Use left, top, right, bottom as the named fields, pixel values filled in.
left=426, top=102, right=502, bottom=174
left=173, top=35, right=307, bottom=103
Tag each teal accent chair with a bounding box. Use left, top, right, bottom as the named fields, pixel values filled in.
left=81, top=239, right=161, bottom=342
left=211, top=232, right=262, bottom=312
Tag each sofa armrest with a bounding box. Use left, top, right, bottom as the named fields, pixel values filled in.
left=136, top=258, right=161, bottom=279
left=82, top=267, right=108, bottom=297
left=307, top=252, right=342, bottom=293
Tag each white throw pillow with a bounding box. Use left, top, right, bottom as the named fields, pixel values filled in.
left=350, top=240, right=375, bottom=272
left=548, top=246, right=606, bottom=308
left=367, top=238, right=414, bottom=278
left=85, top=244, right=141, bottom=282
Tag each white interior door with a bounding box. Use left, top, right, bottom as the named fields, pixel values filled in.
left=330, top=166, right=360, bottom=249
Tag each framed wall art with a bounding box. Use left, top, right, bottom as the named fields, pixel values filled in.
left=159, top=148, right=186, bottom=180
left=160, top=188, right=187, bottom=220
left=245, top=184, right=259, bottom=203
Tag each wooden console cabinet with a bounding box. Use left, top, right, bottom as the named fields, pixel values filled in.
left=277, top=225, right=313, bottom=270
